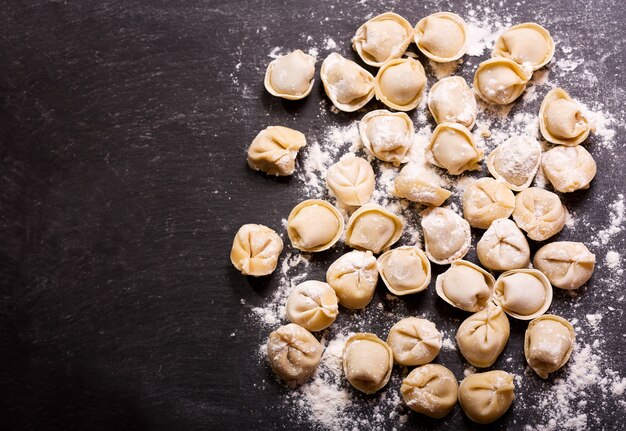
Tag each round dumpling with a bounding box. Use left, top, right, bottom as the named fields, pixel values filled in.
left=321, top=53, right=375, bottom=112
left=524, top=314, right=575, bottom=379
left=427, top=122, right=483, bottom=174
left=473, top=57, right=531, bottom=105
left=394, top=164, right=452, bottom=207
left=326, top=250, right=379, bottom=309
left=493, top=269, right=552, bottom=320
left=458, top=370, right=515, bottom=424
left=401, top=364, right=458, bottom=418
left=352, top=12, right=413, bottom=67
left=436, top=260, right=496, bottom=312
left=421, top=207, right=471, bottom=265
left=264, top=50, right=316, bottom=100
left=343, top=333, right=393, bottom=394
left=486, top=135, right=541, bottom=191
left=477, top=218, right=530, bottom=271
left=374, top=58, right=427, bottom=111
left=533, top=242, right=595, bottom=290
left=287, top=199, right=344, bottom=252
left=286, top=280, right=339, bottom=331
left=345, top=204, right=404, bottom=254
left=267, top=323, right=323, bottom=388
left=541, top=145, right=597, bottom=193
left=539, top=88, right=591, bottom=146
left=326, top=156, right=375, bottom=206
left=512, top=187, right=567, bottom=241
left=230, top=224, right=283, bottom=276
left=359, top=110, right=414, bottom=166
left=456, top=301, right=510, bottom=368
left=377, top=246, right=431, bottom=295
left=493, top=23, right=555, bottom=71
left=462, top=177, right=515, bottom=229
left=247, top=126, right=307, bottom=176
left=387, top=317, right=442, bottom=366
left=414, top=12, right=468, bottom=62
left=428, top=76, right=477, bottom=128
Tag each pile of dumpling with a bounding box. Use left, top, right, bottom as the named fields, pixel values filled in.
left=232, top=10, right=598, bottom=425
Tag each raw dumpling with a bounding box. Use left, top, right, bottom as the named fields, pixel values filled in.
left=394, top=164, right=452, bottom=206
left=541, top=145, right=597, bottom=193
left=326, top=156, right=375, bottom=206
left=230, top=224, right=283, bottom=276
left=267, top=323, right=323, bottom=388
left=539, top=88, right=591, bottom=146
left=486, top=135, right=541, bottom=191
left=352, top=12, right=413, bottom=67
left=286, top=280, right=339, bottom=331
left=387, top=317, right=442, bottom=366
left=247, top=126, right=307, bottom=176
left=343, top=333, right=393, bottom=394
left=436, top=260, right=496, bottom=312
left=458, top=370, right=515, bottom=424
left=359, top=110, right=414, bottom=166
left=374, top=58, right=427, bottom=111
left=421, top=207, right=471, bottom=265
left=414, top=12, right=468, bottom=62
left=493, top=23, right=555, bottom=71
left=326, top=250, right=379, bottom=309
left=462, top=178, right=516, bottom=229
left=264, top=50, right=316, bottom=100
left=401, top=364, right=458, bottom=418
left=377, top=246, right=431, bottom=295
left=524, top=314, right=575, bottom=378
left=533, top=242, right=595, bottom=290
left=493, top=269, right=552, bottom=320
left=512, top=187, right=567, bottom=241
left=345, top=204, right=404, bottom=254
left=321, top=53, right=375, bottom=112
left=287, top=199, right=344, bottom=252
left=427, top=122, right=483, bottom=175
left=456, top=302, right=510, bottom=368
left=477, top=218, right=530, bottom=271
left=428, top=76, right=477, bottom=128
left=473, top=57, right=531, bottom=105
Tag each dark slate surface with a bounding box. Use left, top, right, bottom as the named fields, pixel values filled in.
left=0, top=0, right=625, bottom=430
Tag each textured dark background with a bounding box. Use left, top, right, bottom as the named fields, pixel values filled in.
left=1, top=0, right=625, bottom=430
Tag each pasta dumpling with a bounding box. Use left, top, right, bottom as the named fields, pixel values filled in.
left=321, top=53, right=375, bottom=112
left=458, top=370, right=515, bottom=424
left=286, top=280, right=339, bottom=331
left=539, top=88, right=591, bottom=146
left=462, top=178, right=515, bottom=229
left=345, top=204, right=404, bottom=254
left=436, top=260, right=495, bottom=312
left=377, top=246, right=431, bottom=295
left=374, top=58, right=427, bottom=111
left=512, top=187, right=567, bottom=241
left=401, top=364, right=458, bottom=418
left=473, top=57, right=531, bottom=105
left=428, top=76, right=477, bottom=128
left=352, top=12, right=413, bottom=67
left=343, top=333, right=393, bottom=394
left=287, top=199, right=344, bottom=252
left=247, top=126, right=307, bottom=176
left=230, top=224, right=283, bottom=276
left=359, top=110, right=414, bottom=166
left=427, top=122, right=483, bottom=175
left=264, top=50, right=316, bottom=100
left=394, top=164, right=452, bottom=207
left=533, top=241, right=595, bottom=290
left=456, top=302, right=510, bottom=368
left=486, top=135, right=541, bottom=191
left=387, top=317, right=442, bottom=366
left=493, top=23, right=555, bottom=71
left=326, top=250, right=379, bottom=309
left=477, top=218, right=530, bottom=272
left=326, top=156, right=375, bottom=206
left=493, top=269, right=552, bottom=320
left=421, top=207, right=471, bottom=265
left=524, top=314, right=575, bottom=378
left=414, top=12, right=468, bottom=62
left=541, top=145, right=597, bottom=193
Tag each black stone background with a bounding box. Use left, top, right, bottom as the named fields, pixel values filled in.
left=0, top=0, right=625, bottom=430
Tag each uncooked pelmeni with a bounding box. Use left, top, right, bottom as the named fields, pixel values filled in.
left=539, top=88, right=591, bottom=146
left=326, top=250, right=379, bottom=309
left=493, top=269, right=552, bottom=320
left=230, top=224, right=283, bottom=277
left=427, top=122, right=483, bottom=175
left=394, top=164, right=452, bottom=207
left=473, top=57, right=531, bottom=105
left=436, top=260, right=496, bottom=312
left=264, top=50, right=316, bottom=100
left=462, top=177, right=516, bottom=229
left=345, top=204, right=404, bottom=254
left=458, top=370, right=515, bottom=424
left=343, top=333, right=393, bottom=394
left=456, top=301, right=510, bottom=368
left=267, top=323, right=323, bottom=388
left=512, top=187, right=567, bottom=241
left=352, top=12, right=413, bottom=67
left=486, top=135, right=541, bottom=191
left=524, top=314, right=575, bottom=379
left=321, top=53, right=375, bottom=112
left=477, top=218, right=530, bottom=271
left=421, top=207, right=471, bottom=265
left=387, top=317, right=442, bottom=366
left=359, top=110, right=414, bottom=166
left=541, top=145, right=597, bottom=193
left=377, top=246, right=431, bottom=295
left=414, top=12, right=468, bottom=62
left=286, top=280, right=339, bottom=332
left=428, top=76, right=477, bottom=128
left=401, top=364, right=458, bottom=418
left=247, top=126, right=307, bottom=176
left=493, top=23, right=555, bottom=71
left=287, top=199, right=344, bottom=252
left=326, top=156, right=375, bottom=206
left=533, top=242, right=595, bottom=290
left=374, top=58, right=427, bottom=111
